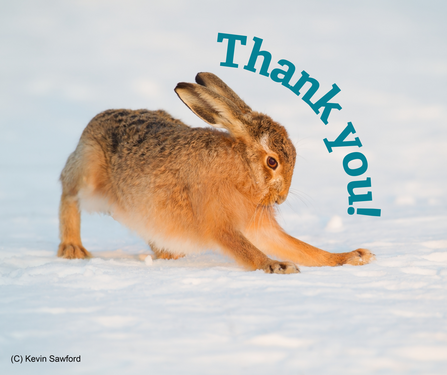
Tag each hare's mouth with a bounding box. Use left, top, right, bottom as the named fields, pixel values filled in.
left=261, top=179, right=287, bottom=205
left=259, top=190, right=282, bottom=207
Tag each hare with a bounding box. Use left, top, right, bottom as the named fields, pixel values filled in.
left=58, top=72, right=374, bottom=274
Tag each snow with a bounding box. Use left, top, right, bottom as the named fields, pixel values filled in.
left=1, top=1, right=447, bottom=374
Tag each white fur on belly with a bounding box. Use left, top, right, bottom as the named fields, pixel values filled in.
left=77, top=187, right=208, bottom=255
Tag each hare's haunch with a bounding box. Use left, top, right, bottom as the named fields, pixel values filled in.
left=58, top=72, right=374, bottom=273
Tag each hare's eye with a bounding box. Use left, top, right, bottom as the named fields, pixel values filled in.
left=267, top=156, right=278, bottom=170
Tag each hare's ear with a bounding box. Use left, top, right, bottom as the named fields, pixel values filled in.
left=195, top=72, right=252, bottom=114
left=175, top=82, right=247, bottom=138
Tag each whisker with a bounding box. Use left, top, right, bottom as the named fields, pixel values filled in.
left=275, top=203, right=285, bottom=224
left=266, top=205, right=275, bottom=230
left=247, top=204, right=259, bottom=231
left=287, top=188, right=315, bottom=209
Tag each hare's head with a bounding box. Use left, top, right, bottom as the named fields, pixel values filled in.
left=175, top=72, right=296, bottom=206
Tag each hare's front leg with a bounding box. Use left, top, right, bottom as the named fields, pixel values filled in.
left=250, top=229, right=374, bottom=267
left=274, top=232, right=374, bottom=266
left=216, top=227, right=299, bottom=274
left=58, top=192, right=91, bottom=259
left=246, top=215, right=374, bottom=267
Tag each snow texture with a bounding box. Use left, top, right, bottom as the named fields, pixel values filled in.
left=1, top=1, right=447, bottom=374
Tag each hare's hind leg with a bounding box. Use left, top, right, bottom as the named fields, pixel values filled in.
left=58, top=192, right=91, bottom=259
left=149, top=242, right=184, bottom=260
left=57, top=146, right=92, bottom=259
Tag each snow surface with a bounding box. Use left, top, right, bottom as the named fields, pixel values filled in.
left=1, top=1, right=447, bottom=374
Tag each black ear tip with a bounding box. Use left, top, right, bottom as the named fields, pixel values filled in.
left=195, top=72, right=206, bottom=86
left=174, top=82, right=190, bottom=92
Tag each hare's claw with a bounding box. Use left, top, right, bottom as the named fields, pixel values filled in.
left=342, top=248, right=375, bottom=266
left=153, top=250, right=185, bottom=260
left=58, top=243, right=92, bottom=259
left=264, top=261, right=300, bottom=274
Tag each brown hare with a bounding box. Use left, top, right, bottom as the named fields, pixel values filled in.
left=58, top=72, right=374, bottom=274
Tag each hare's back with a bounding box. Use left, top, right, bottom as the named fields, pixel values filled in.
left=81, top=109, right=189, bottom=156
left=73, top=108, right=192, bottom=210
left=79, top=108, right=237, bottom=189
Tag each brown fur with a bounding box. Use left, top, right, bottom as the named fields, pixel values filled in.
left=58, top=72, right=374, bottom=273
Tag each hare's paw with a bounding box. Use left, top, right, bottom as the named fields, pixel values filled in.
left=57, top=243, right=92, bottom=259
left=153, top=249, right=185, bottom=260
left=343, top=248, right=375, bottom=266
left=263, top=261, right=300, bottom=274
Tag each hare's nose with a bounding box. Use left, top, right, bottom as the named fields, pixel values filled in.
left=276, top=183, right=290, bottom=204
left=276, top=194, right=287, bottom=204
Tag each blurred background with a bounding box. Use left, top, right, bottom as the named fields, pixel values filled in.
left=1, top=0, right=446, bottom=251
